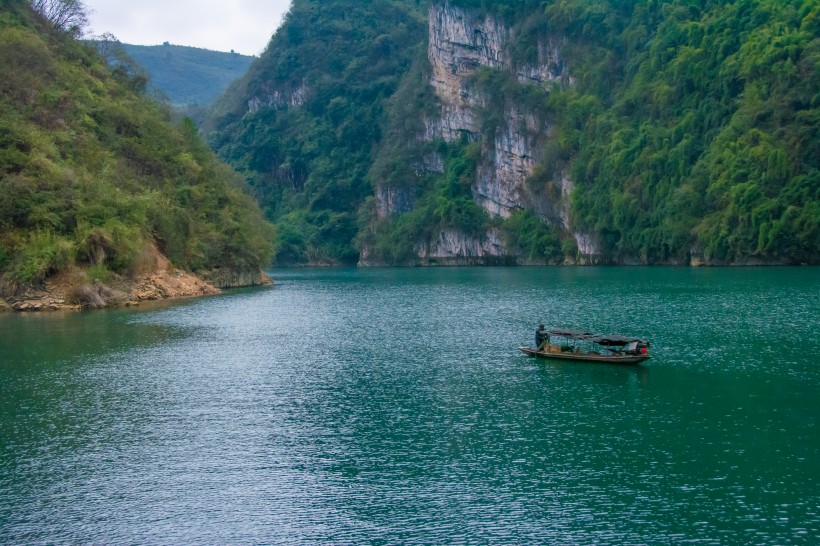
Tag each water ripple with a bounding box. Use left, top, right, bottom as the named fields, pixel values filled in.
left=1, top=267, right=818, bottom=544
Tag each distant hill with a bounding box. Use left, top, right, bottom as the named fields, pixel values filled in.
left=121, top=43, right=255, bottom=106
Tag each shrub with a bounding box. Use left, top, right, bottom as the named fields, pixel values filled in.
left=9, top=230, right=75, bottom=284
left=502, top=210, right=564, bottom=263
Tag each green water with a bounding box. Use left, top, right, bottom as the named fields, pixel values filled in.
left=1, top=267, right=818, bottom=544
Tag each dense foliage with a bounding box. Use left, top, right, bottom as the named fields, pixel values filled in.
left=209, top=0, right=818, bottom=265
left=207, top=0, right=428, bottom=264
left=361, top=137, right=493, bottom=264
left=119, top=43, right=255, bottom=107
left=450, top=0, right=819, bottom=263
left=0, top=2, right=273, bottom=293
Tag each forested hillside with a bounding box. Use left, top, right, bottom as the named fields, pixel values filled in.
left=0, top=1, right=273, bottom=306
left=455, top=0, right=819, bottom=264
left=208, top=0, right=818, bottom=266
left=120, top=43, right=254, bottom=106
left=207, top=0, right=428, bottom=264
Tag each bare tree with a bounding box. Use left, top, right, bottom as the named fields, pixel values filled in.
left=94, top=32, right=123, bottom=64
left=30, top=0, right=89, bottom=37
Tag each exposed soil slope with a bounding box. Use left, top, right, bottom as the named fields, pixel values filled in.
left=1, top=246, right=271, bottom=312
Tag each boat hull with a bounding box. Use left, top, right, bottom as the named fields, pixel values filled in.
left=519, top=347, right=650, bottom=365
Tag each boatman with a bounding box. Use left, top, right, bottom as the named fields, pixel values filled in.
left=535, top=324, right=549, bottom=351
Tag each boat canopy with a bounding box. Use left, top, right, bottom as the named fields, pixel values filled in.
left=593, top=335, right=648, bottom=347
left=547, top=328, right=597, bottom=339
left=547, top=328, right=648, bottom=347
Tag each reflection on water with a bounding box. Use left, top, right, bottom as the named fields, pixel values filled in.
left=1, top=268, right=818, bottom=544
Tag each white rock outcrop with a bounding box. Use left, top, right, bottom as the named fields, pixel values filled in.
left=376, top=185, right=415, bottom=220
left=425, top=2, right=569, bottom=222
left=415, top=2, right=577, bottom=260
left=474, top=108, right=547, bottom=218
left=248, top=80, right=308, bottom=113
left=370, top=2, right=598, bottom=264
left=416, top=228, right=507, bottom=264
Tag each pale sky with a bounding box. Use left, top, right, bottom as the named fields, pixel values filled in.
left=83, top=0, right=293, bottom=56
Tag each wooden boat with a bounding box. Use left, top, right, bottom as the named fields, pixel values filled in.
left=520, top=328, right=651, bottom=365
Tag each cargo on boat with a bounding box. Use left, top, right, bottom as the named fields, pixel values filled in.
left=521, top=327, right=651, bottom=365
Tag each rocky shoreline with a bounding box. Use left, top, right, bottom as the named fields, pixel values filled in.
left=1, top=251, right=272, bottom=313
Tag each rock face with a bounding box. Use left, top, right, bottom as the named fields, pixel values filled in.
left=203, top=269, right=273, bottom=289
left=428, top=5, right=567, bottom=110
left=425, top=1, right=570, bottom=219
left=375, top=1, right=578, bottom=265
left=473, top=108, right=547, bottom=219
left=248, top=80, right=308, bottom=113
left=376, top=185, right=416, bottom=219
left=416, top=228, right=510, bottom=265
left=557, top=175, right=602, bottom=261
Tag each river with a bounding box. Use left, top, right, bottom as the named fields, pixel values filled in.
left=1, top=267, right=818, bottom=544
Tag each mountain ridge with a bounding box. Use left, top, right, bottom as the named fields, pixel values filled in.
left=117, top=42, right=255, bottom=106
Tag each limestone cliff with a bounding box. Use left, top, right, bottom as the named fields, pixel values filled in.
left=428, top=3, right=573, bottom=212
left=375, top=185, right=416, bottom=220
left=372, top=1, right=590, bottom=264
left=203, top=269, right=273, bottom=289
left=247, top=80, right=308, bottom=113
left=415, top=228, right=511, bottom=266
